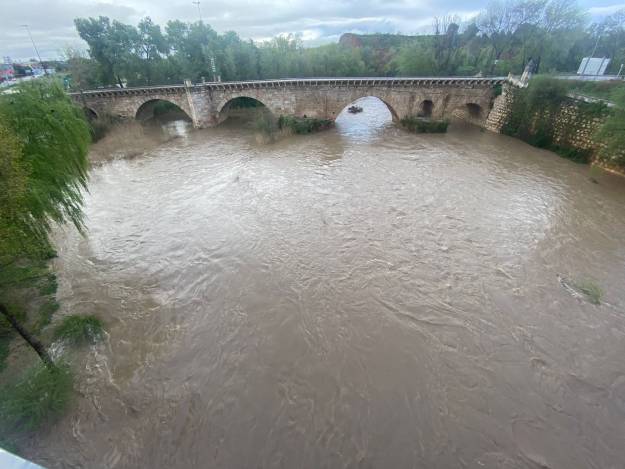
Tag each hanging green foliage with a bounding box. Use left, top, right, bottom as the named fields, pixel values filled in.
left=0, top=80, right=91, bottom=257
left=0, top=80, right=91, bottom=371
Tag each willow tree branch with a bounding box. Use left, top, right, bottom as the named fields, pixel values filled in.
left=0, top=302, right=54, bottom=368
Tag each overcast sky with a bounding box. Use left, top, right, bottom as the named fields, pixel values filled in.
left=1, top=0, right=623, bottom=61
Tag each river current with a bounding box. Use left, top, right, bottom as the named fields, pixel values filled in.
left=28, top=98, right=625, bottom=468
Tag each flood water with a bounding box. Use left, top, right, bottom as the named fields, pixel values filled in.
left=29, top=98, right=625, bottom=468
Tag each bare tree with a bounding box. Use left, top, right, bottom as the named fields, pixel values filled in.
left=433, top=15, right=462, bottom=74
left=478, top=0, right=523, bottom=71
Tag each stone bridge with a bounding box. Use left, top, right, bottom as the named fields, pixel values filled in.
left=71, top=77, right=508, bottom=128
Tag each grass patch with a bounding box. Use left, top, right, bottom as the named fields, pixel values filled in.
left=277, top=115, right=334, bottom=134
left=53, top=315, right=103, bottom=345
left=563, top=79, right=625, bottom=102
left=573, top=279, right=603, bottom=305
left=400, top=116, right=449, bottom=133
left=0, top=363, right=72, bottom=433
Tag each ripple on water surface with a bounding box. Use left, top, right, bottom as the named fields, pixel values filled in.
left=30, top=97, right=625, bottom=469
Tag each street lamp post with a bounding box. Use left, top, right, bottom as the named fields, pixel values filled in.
left=21, top=24, right=47, bottom=76
left=192, top=1, right=203, bottom=23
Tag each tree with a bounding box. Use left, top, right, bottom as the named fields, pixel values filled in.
left=136, top=17, right=169, bottom=85
left=72, top=7, right=623, bottom=85
left=432, top=15, right=462, bottom=74
left=478, top=0, right=547, bottom=72
left=74, top=17, right=138, bottom=87
left=0, top=80, right=90, bottom=368
left=62, top=48, right=102, bottom=90
left=595, top=9, right=625, bottom=73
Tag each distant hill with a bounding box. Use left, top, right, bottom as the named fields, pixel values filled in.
left=338, top=33, right=430, bottom=50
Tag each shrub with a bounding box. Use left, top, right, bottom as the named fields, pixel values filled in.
left=525, top=76, right=568, bottom=109
left=595, top=88, right=625, bottom=168
left=0, top=363, right=72, bottom=432
left=277, top=115, right=334, bottom=134
left=53, top=315, right=103, bottom=345
left=254, top=112, right=278, bottom=135
left=400, top=116, right=449, bottom=133
left=573, top=279, right=603, bottom=305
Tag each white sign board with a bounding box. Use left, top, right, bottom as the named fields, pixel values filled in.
left=577, top=57, right=611, bottom=76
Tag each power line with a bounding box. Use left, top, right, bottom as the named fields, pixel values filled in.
left=21, top=24, right=47, bottom=75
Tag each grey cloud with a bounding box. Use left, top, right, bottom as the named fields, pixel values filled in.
left=0, top=0, right=621, bottom=60
left=1, top=0, right=139, bottom=59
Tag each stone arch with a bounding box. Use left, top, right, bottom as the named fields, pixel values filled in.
left=418, top=99, right=434, bottom=118
left=450, top=102, right=486, bottom=124
left=216, top=96, right=274, bottom=124
left=217, top=95, right=271, bottom=113
left=217, top=96, right=273, bottom=115
left=336, top=96, right=399, bottom=122
left=465, top=103, right=483, bottom=119
left=83, top=107, right=98, bottom=121
left=135, top=98, right=192, bottom=122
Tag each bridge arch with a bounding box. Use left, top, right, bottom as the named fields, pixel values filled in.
left=135, top=99, right=192, bottom=123
left=83, top=107, right=98, bottom=121
left=336, top=96, right=399, bottom=122
left=217, top=96, right=273, bottom=124
left=451, top=102, right=486, bottom=124
left=418, top=100, right=434, bottom=118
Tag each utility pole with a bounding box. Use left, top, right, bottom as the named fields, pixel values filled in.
left=192, top=0, right=203, bottom=23
left=21, top=24, right=47, bottom=76
left=581, top=31, right=602, bottom=77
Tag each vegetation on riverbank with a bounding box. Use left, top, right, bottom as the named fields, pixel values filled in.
left=400, top=116, right=449, bottom=133
left=0, top=79, right=94, bottom=452
left=278, top=115, right=334, bottom=134
left=69, top=2, right=623, bottom=88
left=502, top=76, right=609, bottom=164
left=563, top=80, right=625, bottom=103
left=595, top=88, right=625, bottom=169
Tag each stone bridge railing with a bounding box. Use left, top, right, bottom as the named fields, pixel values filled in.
left=72, top=77, right=507, bottom=98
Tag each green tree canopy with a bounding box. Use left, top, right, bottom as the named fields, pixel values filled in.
left=0, top=80, right=90, bottom=281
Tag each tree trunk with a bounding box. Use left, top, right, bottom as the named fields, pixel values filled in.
left=0, top=302, right=54, bottom=368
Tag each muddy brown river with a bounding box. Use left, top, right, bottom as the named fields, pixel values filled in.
left=28, top=98, right=625, bottom=468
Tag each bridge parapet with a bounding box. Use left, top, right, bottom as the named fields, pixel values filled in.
left=71, top=77, right=507, bottom=99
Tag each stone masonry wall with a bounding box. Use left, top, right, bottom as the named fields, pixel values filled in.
left=485, top=84, right=625, bottom=171
left=485, top=83, right=514, bottom=133
left=550, top=103, right=606, bottom=152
